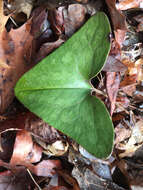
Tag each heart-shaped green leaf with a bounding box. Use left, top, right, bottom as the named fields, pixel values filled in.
left=15, top=12, right=114, bottom=158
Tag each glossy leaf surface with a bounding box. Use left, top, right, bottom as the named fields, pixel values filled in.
left=15, top=12, right=114, bottom=158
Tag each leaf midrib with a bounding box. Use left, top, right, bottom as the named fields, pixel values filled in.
left=16, top=87, right=92, bottom=92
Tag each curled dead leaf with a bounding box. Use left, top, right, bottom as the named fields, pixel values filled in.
left=10, top=130, right=42, bottom=165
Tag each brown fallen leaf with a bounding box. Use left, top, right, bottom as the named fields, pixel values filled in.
left=120, top=84, right=137, bottom=97
left=114, top=29, right=126, bottom=48
left=10, top=130, right=42, bottom=165
left=103, top=55, right=127, bottom=72
left=29, top=159, right=62, bottom=177
left=105, top=0, right=127, bottom=30
left=48, top=8, right=65, bottom=36
left=0, top=112, right=29, bottom=133
left=24, top=112, right=62, bottom=143
left=120, top=74, right=137, bottom=87
left=63, top=4, right=87, bottom=37
left=119, top=58, right=141, bottom=96
left=35, top=38, right=65, bottom=64
left=0, top=20, right=35, bottom=114
left=120, top=61, right=137, bottom=85
left=49, top=4, right=87, bottom=37
left=0, top=157, right=61, bottom=178
left=0, top=8, right=47, bottom=114
left=0, top=111, right=62, bottom=146
left=115, top=123, right=131, bottom=145
left=106, top=72, right=121, bottom=116
left=105, top=0, right=127, bottom=48
left=104, top=37, right=125, bottom=71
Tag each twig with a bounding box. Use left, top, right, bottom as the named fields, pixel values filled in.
left=27, top=169, right=42, bottom=190
left=9, top=16, right=18, bottom=27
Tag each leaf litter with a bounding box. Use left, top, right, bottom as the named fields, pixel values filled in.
left=0, top=0, right=143, bottom=189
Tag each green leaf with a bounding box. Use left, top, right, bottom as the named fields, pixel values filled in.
left=15, top=12, right=114, bottom=158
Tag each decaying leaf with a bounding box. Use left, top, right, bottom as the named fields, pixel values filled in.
left=0, top=20, right=35, bottom=113
left=105, top=0, right=127, bottom=48
left=115, top=123, right=131, bottom=145
left=63, top=4, right=87, bottom=36
left=25, top=113, right=62, bottom=144
left=0, top=8, right=47, bottom=113
left=114, top=29, right=127, bottom=48
left=103, top=55, right=127, bottom=72
left=105, top=0, right=127, bottom=30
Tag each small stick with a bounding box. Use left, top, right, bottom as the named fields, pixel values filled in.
left=9, top=16, right=18, bottom=27
left=27, top=169, right=42, bottom=190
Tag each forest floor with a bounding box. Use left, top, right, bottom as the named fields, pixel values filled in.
left=0, top=0, right=143, bottom=189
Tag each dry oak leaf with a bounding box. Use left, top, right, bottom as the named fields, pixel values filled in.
left=0, top=19, right=36, bottom=113
left=0, top=8, right=47, bottom=114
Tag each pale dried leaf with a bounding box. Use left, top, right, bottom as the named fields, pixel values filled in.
left=0, top=0, right=9, bottom=35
